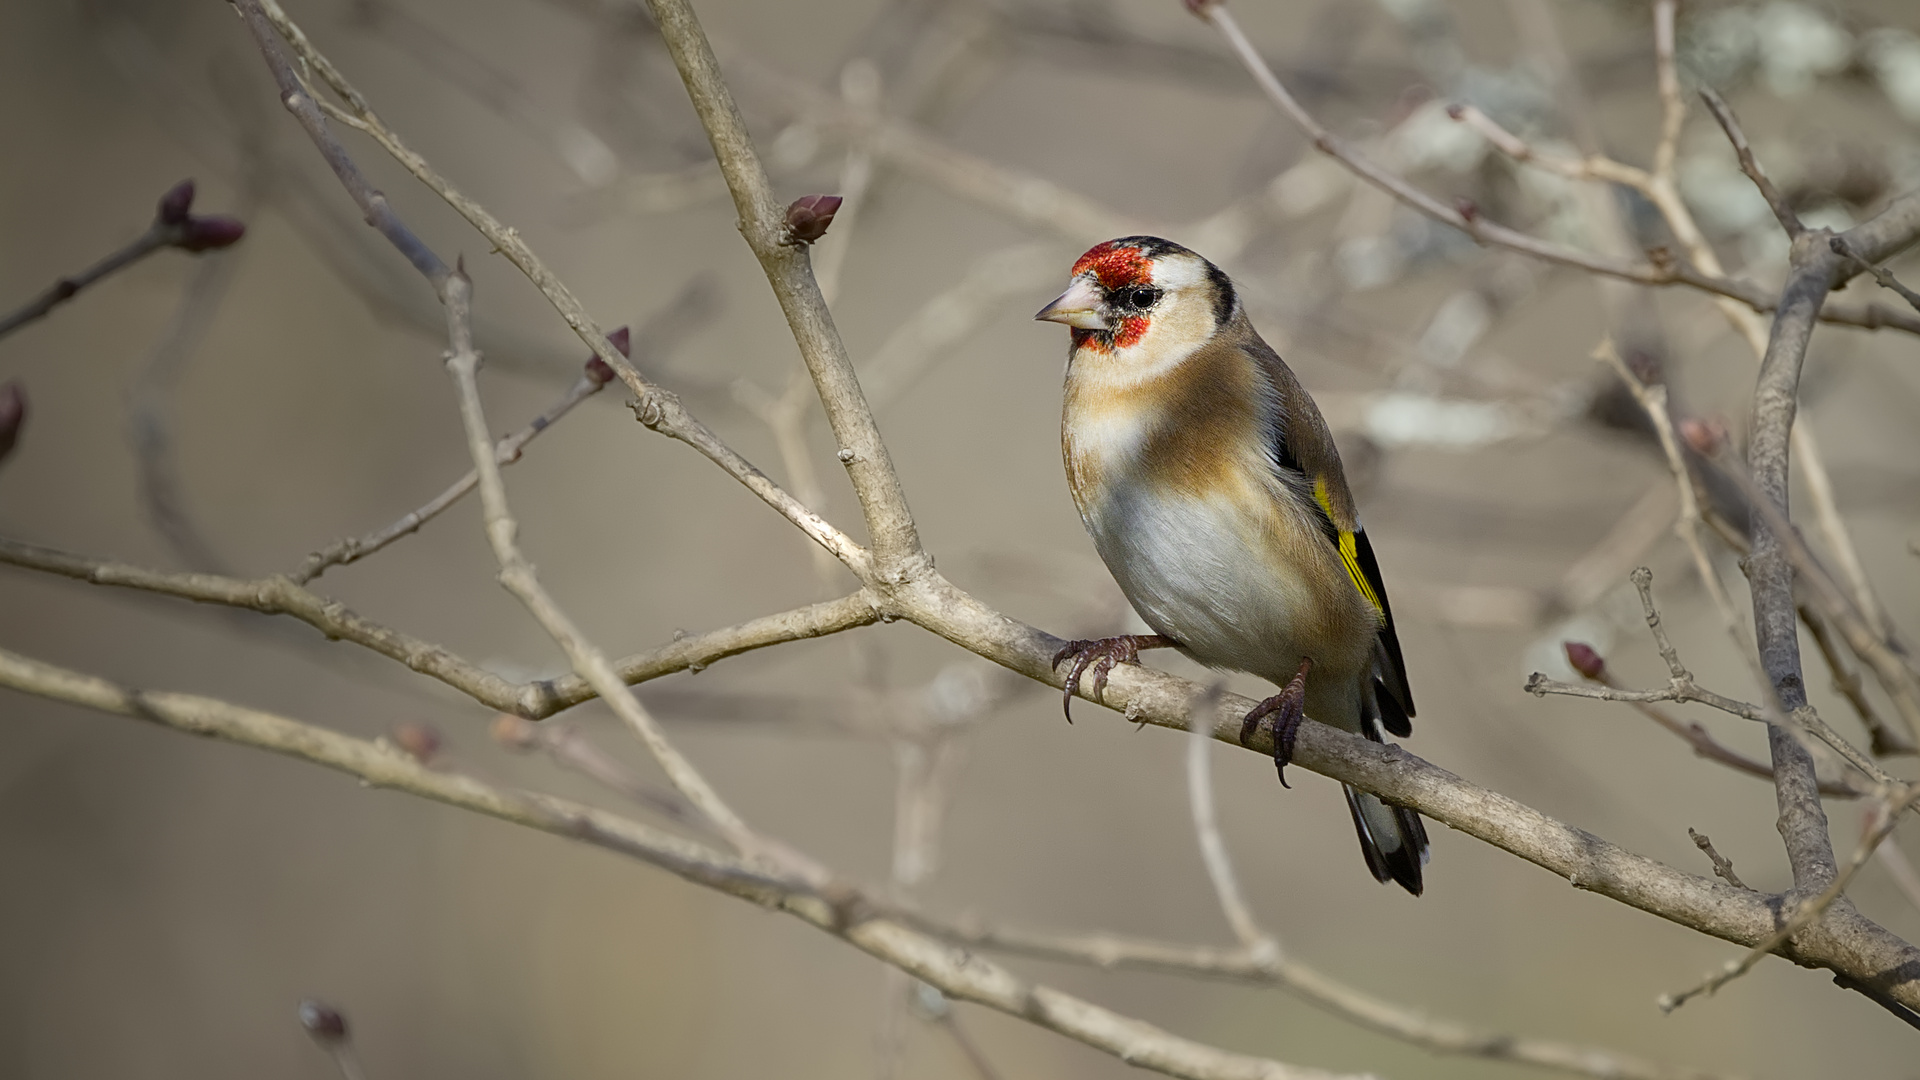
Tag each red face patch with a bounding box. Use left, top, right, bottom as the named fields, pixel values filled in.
left=1070, top=241, right=1152, bottom=291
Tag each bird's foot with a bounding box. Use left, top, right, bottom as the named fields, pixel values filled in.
left=1051, top=634, right=1175, bottom=722
left=1239, top=658, right=1313, bottom=788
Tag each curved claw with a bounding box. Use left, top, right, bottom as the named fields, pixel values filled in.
left=1051, top=635, right=1170, bottom=723
left=1060, top=648, right=1101, bottom=722
left=1242, top=658, right=1313, bottom=788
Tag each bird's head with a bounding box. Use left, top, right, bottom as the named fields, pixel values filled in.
left=1035, top=236, right=1237, bottom=360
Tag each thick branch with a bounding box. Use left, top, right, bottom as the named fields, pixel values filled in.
left=887, top=571, right=1920, bottom=1010
left=641, top=0, right=924, bottom=574
left=0, top=645, right=1358, bottom=1080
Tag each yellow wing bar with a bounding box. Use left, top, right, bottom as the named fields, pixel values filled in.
left=1313, top=479, right=1384, bottom=617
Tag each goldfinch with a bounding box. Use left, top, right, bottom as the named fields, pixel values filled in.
left=1036, top=236, right=1429, bottom=895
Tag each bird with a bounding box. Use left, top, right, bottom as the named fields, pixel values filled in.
left=1035, top=235, right=1429, bottom=895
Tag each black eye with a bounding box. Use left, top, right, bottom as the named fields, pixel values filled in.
left=1116, top=286, right=1161, bottom=311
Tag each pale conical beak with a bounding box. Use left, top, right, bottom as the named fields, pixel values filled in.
left=1034, top=278, right=1109, bottom=330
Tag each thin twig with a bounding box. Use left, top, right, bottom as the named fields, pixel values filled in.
left=0, top=227, right=171, bottom=339
left=1830, top=235, right=1920, bottom=314
left=1689, top=830, right=1748, bottom=890
left=930, top=920, right=1742, bottom=1080
left=440, top=265, right=785, bottom=870
left=1800, top=601, right=1916, bottom=757
left=1593, top=340, right=1757, bottom=672
left=0, top=534, right=881, bottom=719
left=292, top=366, right=610, bottom=584
left=247, top=0, right=870, bottom=576
left=1651, top=0, right=1683, bottom=181
left=1527, top=673, right=1765, bottom=721
left=1185, top=682, right=1278, bottom=958
left=1661, top=784, right=1920, bottom=1012
left=1690, top=434, right=1920, bottom=745
left=1192, top=1, right=1920, bottom=336
left=641, top=0, right=927, bottom=576
left=1697, top=88, right=1803, bottom=239
left=1555, top=639, right=1869, bottom=797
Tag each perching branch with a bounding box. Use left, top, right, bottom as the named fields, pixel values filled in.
left=0, top=643, right=1363, bottom=1080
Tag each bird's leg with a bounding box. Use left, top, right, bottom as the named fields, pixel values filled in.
left=1050, top=634, right=1177, bottom=722
left=1239, top=657, right=1313, bottom=788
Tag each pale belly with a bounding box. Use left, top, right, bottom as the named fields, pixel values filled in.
left=1084, top=479, right=1374, bottom=729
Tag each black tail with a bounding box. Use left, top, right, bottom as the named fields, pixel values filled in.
left=1342, top=712, right=1428, bottom=895
left=1343, top=784, right=1429, bottom=895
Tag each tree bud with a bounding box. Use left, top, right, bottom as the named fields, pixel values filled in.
left=784, top=194, right=843, bottom=243
left=157, top=179, right=196, bottom=225
left=1564, top=641, right=1607, bottom=681
left=298, top=1000, right=348, bottom=1043
left=176, top=216, right=247, bottom=252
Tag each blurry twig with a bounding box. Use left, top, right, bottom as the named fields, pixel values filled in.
left=1185, top=682, right=1276, bottom=958
left=1593, top=339, right=1756, bottom=671
left=1191, top=1, right=1920, bottom=337
left=1687, top=433, right=1920, bottom=747
left=492, top=713, right=696, bottom=824
left=1865, top=803, right=1920, bottom=915
left=1697, top=88, right=1803, bottom=239
left=128, top=163, right=268, bottom=574
left=908, top=983, right=1007, bottom=1080
left=1800, top=601, right=1915, bottom=758
left=928, top=921, right=1740, bottom=1080
left=299, top=999, right=369, bottom=1080
left=0, top=180, right=246, bottom=340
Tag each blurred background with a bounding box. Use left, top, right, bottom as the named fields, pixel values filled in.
left=2, top=0, right=1919, bottom=1076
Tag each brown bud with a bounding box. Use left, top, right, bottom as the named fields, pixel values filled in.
left=784, top=194, right=843, bottom=243
left=391, top=721, right=442, bottom=764
left=0, top=381, right=24, bottom=464
left=491, top=713, right=541, bottom=751
left=1677, top=416, right=1727, bottom=457
left=585, top=326, right=630, bottom=386
left=157, top=179, right=196, bottom=225
left=298, top=1000, right=348, bottom=1043
left=1182, top=0, right=1221, bottom=16
left=1454, top=196, right=1479, bottom=223
left=175, top=216, right=247, bottom=252
left=1646, top=245, right=1676, bottom=273
left=1445, top=103, right=1465, bottom=121
left=1564, top=641, right=1607, bottom=681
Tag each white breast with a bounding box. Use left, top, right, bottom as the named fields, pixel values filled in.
left=1086, top=475, right=1318, bottom=682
